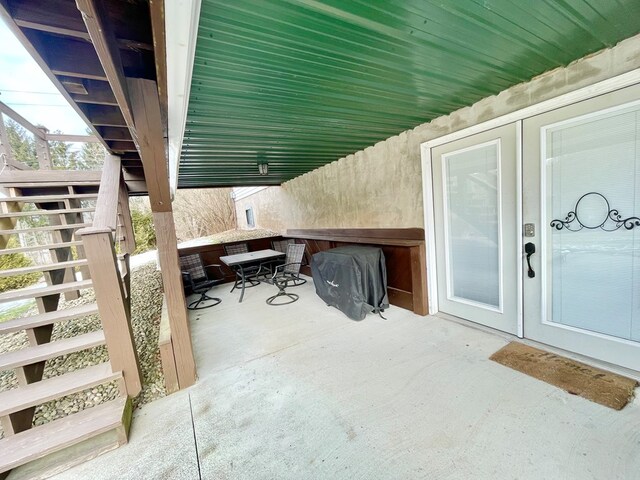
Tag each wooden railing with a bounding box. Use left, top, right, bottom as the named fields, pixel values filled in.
left=77, top=154, right=141, bottom=396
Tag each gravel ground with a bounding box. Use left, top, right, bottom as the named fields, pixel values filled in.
left=0, top=262, right=166, bottom=439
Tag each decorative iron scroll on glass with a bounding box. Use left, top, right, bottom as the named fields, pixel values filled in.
left=550, top=192, right=640, bottom=232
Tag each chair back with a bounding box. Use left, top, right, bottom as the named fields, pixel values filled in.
left=284, top=244, right=306, bottom=273
left=272, top=239, right=295, bottom=253
left=224, top=243, right=249, bottom=255
left=179, top=254, right=206, bottom=281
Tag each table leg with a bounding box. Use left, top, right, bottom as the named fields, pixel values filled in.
left=239, top=265, right=246, bottom=303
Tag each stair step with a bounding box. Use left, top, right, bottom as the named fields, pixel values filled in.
left=0, top=363, right=120, bottom=417
left=0, top=194, right=97, bottom=203
left=0, top=207, right=95, bottom=219
left=0, top=304, right=99, bottom=335
left=0, top=259, right=88, bottom=278
left=0, top=397, right=128, bottom=474
left=0, top=223, right=90, bottom=236
left=0, top=241, right=83, bottom=256
left=0, top=279, right=93, bottom=303
left=0, top=330, right=105, bottom=370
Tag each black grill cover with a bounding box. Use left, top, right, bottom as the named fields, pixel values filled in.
left=311, top=246, right=389, bottom=320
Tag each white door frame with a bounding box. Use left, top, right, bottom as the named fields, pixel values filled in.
left=420, top=69, right=640, bottom=336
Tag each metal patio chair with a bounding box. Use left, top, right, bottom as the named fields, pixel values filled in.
left=224, top=242, right=260, bottom=292
left=277, top=242, right=307, bottom=287
left=256, top=238, right=296, bottom=280
left=271, top=238, right=296, bottom=253
left=273, top=239, right=309, bottom=277
left=266, top=243, right=307, bottom=305
left=179, top=254, right=224, bottom=310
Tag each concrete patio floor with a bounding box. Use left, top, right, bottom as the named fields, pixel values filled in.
left=55, top=276, right=639, bottom=479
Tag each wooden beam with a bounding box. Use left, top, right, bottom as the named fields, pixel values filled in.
left=10, top=0, right=153, bottom=49
left=14, top=19, right=152, bottom=51
left=153, top=211, right=196, bottom=389
left=0, top=112, right=15, bottom=164
left=118, top=176, right=135, bottom=254
left=410, top=244, right=428, bottom=316
left=0, top=101, right=45, bottom=139
left=128, top=79, right=171, bottom=211
left=46, top=134, right=100, bottom=143
left=35, top=129, right=52, bottom=169
left=0, top=170, right=101, bottom=184
left=129, top=78, right=195, bottom=388
left=76, top=0, right=136, bottom=140
left=287, top=228, right=426, bottom=241
left=149, top=0, right=168, bottom=136
left=81, top=230, right=142, bottom=396
left=91, top=154, right=120, bottom=231
left=3, top=157, right=33, bottom=171
left=158, top=297, right=179, bottom=394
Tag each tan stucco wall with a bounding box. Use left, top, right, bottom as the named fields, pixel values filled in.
left=236, top=34, right=640, bottom=233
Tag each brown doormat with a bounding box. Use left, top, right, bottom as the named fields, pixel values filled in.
left=490, top=342, right=638, bottom=410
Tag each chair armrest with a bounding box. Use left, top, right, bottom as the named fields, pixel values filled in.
left=272, top=262, right=302, bottom=277
left=204, top=263, right=225, bottom=276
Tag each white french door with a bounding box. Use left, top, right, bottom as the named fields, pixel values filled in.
left=431, top=124, right=520, bottom=335
left=522, top=84, right=640, bottom=371
left=429, top=82, right=640, bottom=371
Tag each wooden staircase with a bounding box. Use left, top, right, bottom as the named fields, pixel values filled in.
left=0, top=163, right=139, bottom=479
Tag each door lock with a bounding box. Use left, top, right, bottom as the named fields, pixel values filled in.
left=525, top=242, right=536, bottom=278
left=524, top=223, right=535, bottom=237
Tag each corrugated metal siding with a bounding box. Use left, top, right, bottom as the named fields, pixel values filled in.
left=180, top=0, right=640, bottom=188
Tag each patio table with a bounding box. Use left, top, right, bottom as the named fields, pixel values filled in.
left=220, top=249, right=286, bottom=303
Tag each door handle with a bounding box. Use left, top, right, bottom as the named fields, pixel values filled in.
left=525, top=242, right=536, bottom=278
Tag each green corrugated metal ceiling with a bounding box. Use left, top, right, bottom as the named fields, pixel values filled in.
left=179, top=0, right=640, bottom=188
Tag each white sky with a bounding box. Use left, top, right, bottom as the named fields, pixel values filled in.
left=0, top=18, right=90, bottom=135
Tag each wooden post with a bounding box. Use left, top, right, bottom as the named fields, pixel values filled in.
left=129, top=77, right=196, bottom=389
left=118, top=176, right=136, bottom=255
left=410, top=244, right=429, bottom=316
left=78, top=154, right=142, bottom=395
left=80, top=229, right=142, bottom=396
left=0, top=113, right=14, bottom=166
left=35, top=127, right=52, bottom=170
left=152, top=210, right=196, bottom=385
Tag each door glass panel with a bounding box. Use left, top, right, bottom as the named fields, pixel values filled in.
left=443, top=141, right=501, bottom=309
left=545, top=104, right=640, bottom=342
